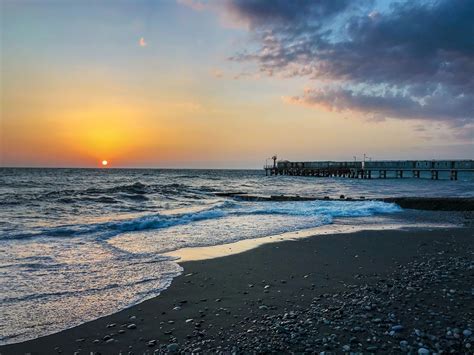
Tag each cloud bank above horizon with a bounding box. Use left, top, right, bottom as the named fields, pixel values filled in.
left=184, top=0, right=474, bottom=139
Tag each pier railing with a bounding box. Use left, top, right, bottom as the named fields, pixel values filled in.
left=264, top=160, right=474, bottom=180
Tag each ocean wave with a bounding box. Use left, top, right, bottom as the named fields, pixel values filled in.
left=245, top=200, right=402, bottom=218
left=0, top=182, right=210, bottom=206
left=0, top=200, right=401, bottom=241
left=118, top=193, right=150, bottom=201
left=88, top=182, right=148, bottom=195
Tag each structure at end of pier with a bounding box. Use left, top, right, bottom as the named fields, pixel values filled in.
left=264, top=159, right=474, bottom=180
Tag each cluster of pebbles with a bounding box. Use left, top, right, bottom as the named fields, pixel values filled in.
left=70, top=235, right=473, bottom=355
left=174, top=254, right=473, bottom=354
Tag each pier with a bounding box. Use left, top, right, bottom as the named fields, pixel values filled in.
left=264, top=159, right=474, bottom=180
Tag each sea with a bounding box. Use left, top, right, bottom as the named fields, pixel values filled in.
left=1, top=168, right=473, bottom=344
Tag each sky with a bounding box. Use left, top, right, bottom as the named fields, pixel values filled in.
left=1, top=0, right=473, bottom=168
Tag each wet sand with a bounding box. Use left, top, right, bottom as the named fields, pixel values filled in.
left=1, top=224, right=473, bottom=354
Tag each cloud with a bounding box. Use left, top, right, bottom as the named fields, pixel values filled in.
left=284, top=86, right=473, bottom=124
left=177, top=0, right=208, bottom=11
left=139, top=37, right=147, bottom=47
left=221, top=0, right=355, bottom=28
left=211, top=68, right=224, bottom=78
left=205, top=0, right=474, bottom=131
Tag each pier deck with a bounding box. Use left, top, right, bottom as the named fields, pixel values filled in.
left=264, top=160, right=474, bottom=180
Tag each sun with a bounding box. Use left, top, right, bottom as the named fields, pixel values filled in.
left=102, top=160, right=108, bottom=167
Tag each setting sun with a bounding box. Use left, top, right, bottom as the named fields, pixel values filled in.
left=102, top=160, right=108, bottom=166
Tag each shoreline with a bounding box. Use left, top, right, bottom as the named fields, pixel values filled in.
left=1, top=219, right=472, bottom=354
left=164, top=214, right=462, bottom=263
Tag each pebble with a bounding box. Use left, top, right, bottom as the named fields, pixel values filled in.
left=463, top=329, right=472, bottom=337
left=418, top=347, right=430, bottom=354
left=391, top=325, right=404, bottom=332
left=167, top=343, right=179, bottom=352
left=127, top=323, right=137, bottom=329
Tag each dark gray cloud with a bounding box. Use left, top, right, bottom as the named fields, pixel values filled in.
left=223, top=0, right=359, bottom=28
left=222, top=0, right=474, bottom=131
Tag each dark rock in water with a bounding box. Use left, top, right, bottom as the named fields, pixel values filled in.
left=340, top=195, right=345, bottom=199
left=382, top=197, right=474, bottom=211
left=215, top=191, right=248, bottom=197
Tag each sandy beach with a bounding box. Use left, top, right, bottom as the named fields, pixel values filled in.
left=2, top=219, right=473, bottom=354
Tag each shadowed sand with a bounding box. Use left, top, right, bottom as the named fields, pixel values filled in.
left=1, top=223, right=472, bottom=354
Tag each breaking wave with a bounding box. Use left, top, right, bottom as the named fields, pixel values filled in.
left=1, top=200, right=401, bottom=241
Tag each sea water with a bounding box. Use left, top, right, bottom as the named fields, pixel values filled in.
left=1, top=168, right=473, bottom=344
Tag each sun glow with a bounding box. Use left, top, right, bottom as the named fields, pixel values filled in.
left=102, top=160, right=108, bottom=166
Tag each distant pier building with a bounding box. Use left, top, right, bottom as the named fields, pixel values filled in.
left=264, top=159, right=474, bottom=180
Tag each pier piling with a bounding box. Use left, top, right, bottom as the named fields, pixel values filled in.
left=264, top=159, right=474, bottom=181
